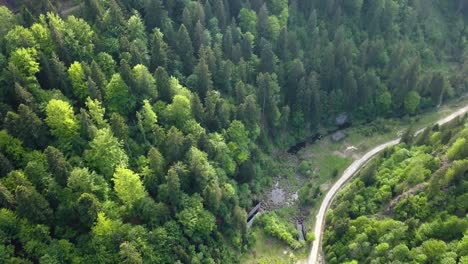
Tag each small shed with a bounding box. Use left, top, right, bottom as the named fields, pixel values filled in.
left=331, top=131, right=346, bottom=142
left=335, top=113, right=349, bottom=126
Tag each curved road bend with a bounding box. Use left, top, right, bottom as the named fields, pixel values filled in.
left=308, top=104, right=468, bottom=264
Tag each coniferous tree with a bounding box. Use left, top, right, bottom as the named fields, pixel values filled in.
left=143, top=0, right=166, bottom=30
left=194, top=56, right=213, bottom=99
left=155, top=67, right=172, bottom=102
left=177, top=25, right=194, bottom=76
left=4, top=104, right=48, bottom=149
left=44, top=146, right=71, bottom=186
left=0, top=1, right=465, bottom=262
left=257, top=73, right=281, bottom=132
left=257, top=4, right=270, bottom=41
left=150, top=28, right=169, bottom=71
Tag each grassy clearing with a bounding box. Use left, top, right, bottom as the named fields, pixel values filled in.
left=242, top=226, right=309, bottom=264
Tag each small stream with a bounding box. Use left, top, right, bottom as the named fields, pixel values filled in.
left=247, top=119, right=353, bottom=233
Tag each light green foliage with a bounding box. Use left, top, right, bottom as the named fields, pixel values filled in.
left=188, top=147, right=218, bottom=191
left=0, top=6, right=15, bottom=47
left=0, top=1, right=466, bottom=263
left=325, top=120, right=468, bottom=263
left=47, top=13, right=95, bottom=60
left=182, top=120, right=205, bottom=142
left=267, top=16, right=281, bottom=41
left=208, top=133, right=236, bottom=176
left=458, top=235, right=468, bottom=256
left=126, top=14, right=146, bottom=43
left=0, top=208, right=18, bottom=240
left=430, top=131, right=442, bottom=145
left=278, top=9, right=288, bottom=28
left=169, top=77, right=192, bottom=99
left=261, top=212, right=302, bottom=249
left=447, top=137, right=468, bottom=160
left=298, top=161, right=310, bottom=175
left=422, top=239, right=447, bottom=262
left=67, top=167, right=109, bottom=199
left=92, top=212, right=122, bottom=238
left=112, top=167, right=147, bottom=207
left=119, top=241, right=143, bottom=264
left=0, top=130, right=24, bottom=163
left=68, top=61, right=89, bottom=101
left=30, top=22, right=54, bottom=55
left=5, top=26, right=37, bottom=53
left=45, top=99, right=79, bottom=141
left=164, top=94, right=192, bottom=128
left=176, top=195, right=215, bottom=239
left=86, top=97, right=107, bottom=128
left=84, top=128, right=128, bottom=178
left=8, top=47, right=40, bottom=79
left=64, top=16, right=95, bottom=60
left=137, top=99, right=158, bottom=133
left=394, top=194, right=430, bottom=220
left=226, top=120, right=250, bottom=164
left=444, top=159, right=468, bottom=185
left=239, top=8, right=257, bottom=33
left=187, top=146, right=222, bottom=210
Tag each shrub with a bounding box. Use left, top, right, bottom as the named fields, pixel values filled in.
left=298, top=161, right=310, bottom=176
left=261, top=212, right=302, bottom=249
left=331, top=168, right=339, bottom=178
left=447, top=137, right=468, bottom=160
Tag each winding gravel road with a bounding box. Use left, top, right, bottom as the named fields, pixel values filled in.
left=307, top=104, right=468, bottom=264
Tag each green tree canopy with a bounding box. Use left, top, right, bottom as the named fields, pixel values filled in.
left=105, top=73, right=136, bottom=116
left=112, top=167, right=147, bottom=207
left=68, top=61, right=89, bottom=101
left=404, top=91, right=421, bottom=115
left=45, top=99, right=79, bottom=142
left=84, top=128, right=128, bottom=178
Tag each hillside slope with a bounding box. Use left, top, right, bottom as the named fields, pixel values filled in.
left=324, top=116, right=468, bottom=263
left=0, top=0, right=466, bottom=263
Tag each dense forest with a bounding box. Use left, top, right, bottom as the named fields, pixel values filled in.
left=0, top=0, right=466, bottom=262
left=324, top=116, right=468, bottom=263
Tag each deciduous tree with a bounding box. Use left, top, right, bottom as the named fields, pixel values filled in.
left=85, top=128, right=128, bottom=178
left=45, top=99, right=79, bottom=143
left=112, top=167, right=147, bottom=207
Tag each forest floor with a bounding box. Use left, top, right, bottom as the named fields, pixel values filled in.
left=242, top=95, right=468, bottom=264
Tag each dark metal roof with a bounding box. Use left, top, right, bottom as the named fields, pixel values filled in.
left=331, top=131, right=346, bottom=141
left=335, top=113, right=348, bottom=126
